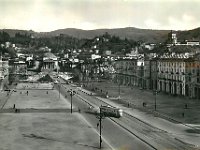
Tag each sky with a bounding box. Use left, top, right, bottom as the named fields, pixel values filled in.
left=0, top=0, right=200, bottom=32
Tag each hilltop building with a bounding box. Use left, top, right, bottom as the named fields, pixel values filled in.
left=169, top=31, right=200, bottom=46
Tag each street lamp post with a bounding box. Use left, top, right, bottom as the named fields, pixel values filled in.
left=99, top=107, right=102, bottom=149
left=57, top=76, right=60, bottom=99
left=154, top=90, right=157, bottom=111
left=70, top=92, right=73, bottom=113
left=118, top=83, right=120, bottom=99
left=69, top=90, right=76, bottom=113
left=96, top=107, right=104, bottom=149
left=59, top=83, right=60, bottom=99
left=117, top=76, right=121, bottom=99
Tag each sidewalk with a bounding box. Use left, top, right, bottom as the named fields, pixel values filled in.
left=83, top=80, right=200, bottom=124
left=79, top=86, right=200, bottom=148
left=98, top=96, right=200, bottom=148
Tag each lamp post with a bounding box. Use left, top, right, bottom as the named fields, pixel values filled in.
left=57, top=76, right=60, bottom=99
left=99, top=107, right=102, bottom=149
left=118, top=83, right=120, bottom=99
left=154, top=90, right=157, bottom=111
left=118, top=76, right=121, bottom=99
left=69, top=90, right=76, bottom=113
left=97, top=107, right=105, bottom=149
left=59, top=83, right=61, bottom=99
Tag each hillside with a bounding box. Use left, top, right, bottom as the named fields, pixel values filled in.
left=176, top=27, right=200, bottom=41
left=1, top=27, right=200, bottom=44
left=1, top=27, right=170, bottom=43
left=45, top=27, right=170, bottom=43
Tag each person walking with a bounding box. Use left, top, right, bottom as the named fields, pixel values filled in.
left=182, top=112, right=185, bottom=117
left=78, top=107, right=81, bottom=113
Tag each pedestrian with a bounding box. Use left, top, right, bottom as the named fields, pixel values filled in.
left=182, top=112, right=184, bottom=117
left=128, top=103, right=130, bottom=108
left=46, top=91, right=48, bottom=94
left=97, top=122, right=99, bottom=128
left=185, top=104, right=188, bottom=109
left=78, top=108, right=81, bottom=113
left=26, top=91, right=29, bottom=96
left=13, top=104, right=15, bottom=109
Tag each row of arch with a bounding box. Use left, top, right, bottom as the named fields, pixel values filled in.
left=112, top=73, right=200, bottom=100
left=158, top=80, right=200, bottom=99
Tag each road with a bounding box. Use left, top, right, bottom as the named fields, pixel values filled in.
left=54, top=79, right=155, bottom=150
left=55, top=76, right=199, bottom=150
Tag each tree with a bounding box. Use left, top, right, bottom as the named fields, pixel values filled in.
left=0, top=31, right=10, bottom=43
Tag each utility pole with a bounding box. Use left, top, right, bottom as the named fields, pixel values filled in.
left=99, top=107, right=102, bottom=149
left=118, top=83, right=120, bottom=99
left=59, top=84, right=60, bottom=99
left=70, top=90, right=75, bottom=113
left=154, top=90, right=157, bottom=111
left=70, top=92, right=73, bottom=113
left=57, top=76, right=60, bottom=99
left=118, top=77, right=121, bottom=99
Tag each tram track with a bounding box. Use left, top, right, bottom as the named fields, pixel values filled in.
left=58, top=83, right=156, bottom=149
left=57, top=77, right=198, bottom=150
left=95, top=96, right=196, bottom=150
left=71, top=87, right=159, bottom=149
left=73, top=86, right=197, bottom=150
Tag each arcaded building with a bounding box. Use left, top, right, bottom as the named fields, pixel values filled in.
left=157, top=57, right=200, bottom=99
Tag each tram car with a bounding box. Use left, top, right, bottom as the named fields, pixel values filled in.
left=100, top=105, right=123, bottom=118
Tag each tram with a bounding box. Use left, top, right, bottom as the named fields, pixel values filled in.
left=100, top=105, right=123, bottom=118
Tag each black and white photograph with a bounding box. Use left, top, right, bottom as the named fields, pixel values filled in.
left=0, top=0, right=200, bottom=149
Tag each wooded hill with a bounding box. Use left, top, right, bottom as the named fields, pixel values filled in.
left=1, top=27, right=200, bottom=57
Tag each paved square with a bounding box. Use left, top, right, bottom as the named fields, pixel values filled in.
left=0, top=83, right=110, bottom=150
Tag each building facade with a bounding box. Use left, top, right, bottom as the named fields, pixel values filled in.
left=112, top=58, right=145, bottom=87
left=156, top=57, right=200, bottom=99
left=0, top=59, right=9, bottom=80
left=157, top=58, right=186, bottom=96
